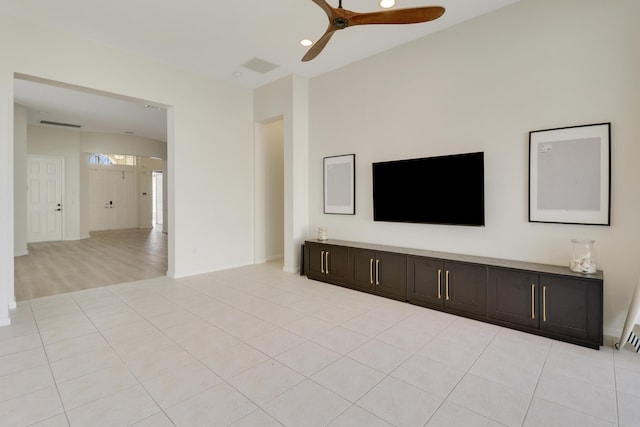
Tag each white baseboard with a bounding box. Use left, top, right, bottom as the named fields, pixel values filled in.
left=14, top=250, right=28, bottom=257
left=252, top=258, right=298, bottom=274
left=169, top=260, right=254, bottom=279
left=170, top=258, right=297, bottom=279
left=254, top=254, right=284, bottom=264
left=9, top=298, right=16, bottom=309
left=605, top=327, right=623, bottom=342
left=283, top=265, right=299, bottom=274
left=0, top=317, right=10, bottom=327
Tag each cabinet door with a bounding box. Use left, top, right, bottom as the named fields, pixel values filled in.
left=348, top=248, right=376, bottom=293
left=407, top=256, right=443, bottom=308
left=444, top=262, right=487, bottom=316
left=325, top=245, right=349, bottom=285
left=306, top=243, right=326, bottom=281
left=488, top=268, right=539, bottom=328
left=539, top=274, right=602, bottom=344
left=375, top=252, right=407, bottom=301
left=306, top=243, right=348, bottom=285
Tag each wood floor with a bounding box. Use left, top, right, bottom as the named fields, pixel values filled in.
left=14, top=228, right=168, bottom=301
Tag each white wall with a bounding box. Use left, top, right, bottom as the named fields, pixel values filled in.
left=1, top=69, right=13, bottom=324
left=162, top=158, right=168, bottom=234
left=0, top=13, right=253, bottom=325
left=22, top=127, right=165, bottom=239
left=13, top=105, right=27, bottom=256
left=79, top=133, right=166, bottom=237
left=254, top=119, right=284, bottom=263
left=254, top=75, right=309, bottom=273
left=307, top=0, right=640, bottom=336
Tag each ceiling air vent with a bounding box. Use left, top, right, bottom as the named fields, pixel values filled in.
left=40, top=120, right=81, bottom=128
left=241, top=57, right=279, bottom=74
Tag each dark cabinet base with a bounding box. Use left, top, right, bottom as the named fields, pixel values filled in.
left=305, top=239, right=603, bottom=350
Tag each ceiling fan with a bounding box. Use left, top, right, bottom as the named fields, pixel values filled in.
left=302, top=0, right=445, bottom=62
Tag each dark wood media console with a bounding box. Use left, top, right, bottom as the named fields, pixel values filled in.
left=304, top=239, right=603, bottom=349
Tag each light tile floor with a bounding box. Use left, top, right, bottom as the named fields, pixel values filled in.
left=1, top=261, right=639, bottom=426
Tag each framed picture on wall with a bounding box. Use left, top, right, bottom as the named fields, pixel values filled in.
left=324, top=154, right=355, bottom=215
left=529, top=122, right=611, bottom=225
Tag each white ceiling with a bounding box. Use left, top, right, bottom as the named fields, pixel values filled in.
left=14, top=78, right=169, bottom=142
left=6, top=0, right=519, bottom=142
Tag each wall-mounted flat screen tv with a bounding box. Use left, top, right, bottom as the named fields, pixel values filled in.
left=372, top=151, right=485, bottom=226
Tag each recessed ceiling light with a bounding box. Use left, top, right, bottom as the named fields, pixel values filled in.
left=300, top=39, right=313, bottom=47
left=380, top=0, right=395, bottom=8
left=232, top=71, right=242, bottom=77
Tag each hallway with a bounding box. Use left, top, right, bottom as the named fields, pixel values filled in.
left=14, top=228, right=168, bottom=301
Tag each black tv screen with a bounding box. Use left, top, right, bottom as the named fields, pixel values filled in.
left=372, top=152, right=485, bottom=226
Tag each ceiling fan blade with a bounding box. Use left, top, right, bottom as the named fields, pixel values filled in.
left=349, top=6, right=445, bottom=26
left=302, top=2, right=444, bottom=61
left=302, top=27, right=338, bottom=62
left=310, top=0, right=335, bottom=18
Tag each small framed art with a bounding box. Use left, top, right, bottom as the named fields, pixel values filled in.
left=324, top=154, right=355, bottom=215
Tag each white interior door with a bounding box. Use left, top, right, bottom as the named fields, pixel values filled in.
left=89, top=169, right=137, bottom=231
left=112, top=170, right=136, bottom=229
left=89, top=169, right=105, bottom=231
left=28, top=156, right=63, bottom=242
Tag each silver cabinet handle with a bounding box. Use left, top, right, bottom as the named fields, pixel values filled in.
left=320, top=251, right=325, bottom=273
left=375, top=259, right=380, bottom=285
left=437, top=269, right=442, bottom=299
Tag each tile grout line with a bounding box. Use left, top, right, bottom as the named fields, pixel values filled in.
left=419, top=324, right=506, bottom=426
left=520, top=334, right=553, bottom=426
left=611, top=337, right=621, bottom=426
left=28, top=300, right=73, bottom=427
left=66, top=285, right=177, bottom=425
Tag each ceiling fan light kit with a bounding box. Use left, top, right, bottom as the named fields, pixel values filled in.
left=303, top=0, right=445, bottom=62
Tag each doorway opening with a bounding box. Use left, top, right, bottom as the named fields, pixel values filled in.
left=152, top=170, right=163, bottom=228
left=12, top=74, right=172, bottom=300
left=254, top=118, right=284, bottom=266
